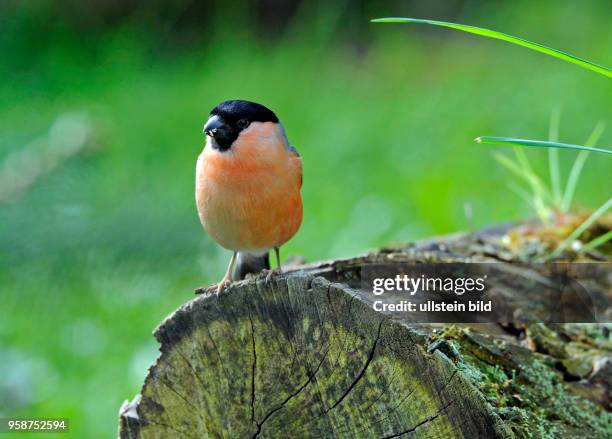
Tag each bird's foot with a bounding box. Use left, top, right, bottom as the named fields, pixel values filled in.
left=258, top=267, right=282, bottom=287
left=216, top=278, right=232, bottom=295
left=194, top=278, right=232, bottom=296
left=195, top=284, right=215, bottom=295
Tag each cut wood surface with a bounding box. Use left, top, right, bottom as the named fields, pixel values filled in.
left=119, top=225, right=612, bottom=438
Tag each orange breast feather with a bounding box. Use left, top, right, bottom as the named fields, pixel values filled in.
left=196, top=123, right=302, bottom=252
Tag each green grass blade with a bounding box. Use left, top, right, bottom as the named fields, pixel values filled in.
left=476, top=137, right=612, bottom=155
left=493, top=152, right=551, bottom=201
left=371, top=17, right=612, bottom=78
left=582, top=230, right=612, bottom=252
left=507, top=182, right=536, bottom=210
left=493, top=152, right=552, bottom=221
left=492, top=153, right=537, bottom=192
left=493, top=152, right=529, bottom=179
left=512, top=146, right=547, bottom=196
left=548, top=108, right=562, bottom=206
left=512, top=147, right=552, bottom=221
left=561, top=122, right=606, bottom=211
left=562, top=151, right=590, bottom=212
left=548, top=197, right=612, bottom=259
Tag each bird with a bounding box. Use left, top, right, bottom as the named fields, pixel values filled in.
left=196, top=100, right=303, bottom=293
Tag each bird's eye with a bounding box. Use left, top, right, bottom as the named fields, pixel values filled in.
left=237, top=119, right=250, bottom=129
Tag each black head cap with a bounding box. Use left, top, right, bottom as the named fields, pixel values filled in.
left=211, top=100, right=278, bottom=125
left=204, top=100, right=279, bottom=151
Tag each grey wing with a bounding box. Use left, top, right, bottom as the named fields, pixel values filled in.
left=289, top=145, right=302, bottom=188
left=289, top=145, right=300, bottom=157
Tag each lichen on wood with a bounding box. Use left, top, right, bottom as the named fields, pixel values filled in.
left=120, top=276, right=511, bottom=438
left=119, top=225, right=611, bottom=438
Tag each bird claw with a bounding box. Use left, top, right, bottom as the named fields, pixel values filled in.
left=216, top=279, right=232, bottom=295
left=259, top=268, right=281, bottom=287
left=194, top=279, right=232, bottom=296
left=195, top=284, right=217, bottom=295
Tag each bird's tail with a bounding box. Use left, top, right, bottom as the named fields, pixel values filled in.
left=234, top=251, right=270, bottom=280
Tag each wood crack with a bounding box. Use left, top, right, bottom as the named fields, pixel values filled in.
left=204, top=324, right=231, bottom=381
left=325, top=319, right=384, bottom=413
left=252, top=344, right=331, bottom=438
left=120, top=225, right=612, bottom=439
left=157, top=376, right=204, bottom=419
left=248, top=312, right=257, bottom=424
left=438, top=368, right=458, bottom=394
left=381, top=401, right=453, bottom=439
left=350, top=386, right=417, bottom=436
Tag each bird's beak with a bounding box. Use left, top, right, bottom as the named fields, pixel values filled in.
left=203, top=115, right=235, bottom=151
left=204, top=115, right=226, bottom=137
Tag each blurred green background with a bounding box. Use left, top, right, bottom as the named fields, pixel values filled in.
left=0, top=0, right=610, bottom=437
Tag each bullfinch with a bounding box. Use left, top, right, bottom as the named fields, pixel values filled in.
left=196, top=100, right=303, bottom=293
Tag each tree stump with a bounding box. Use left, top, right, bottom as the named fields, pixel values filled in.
left=119, top=225, right=612, bottom=438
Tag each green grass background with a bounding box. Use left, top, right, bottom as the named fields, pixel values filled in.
left=1, top=1, right=611, bottom=437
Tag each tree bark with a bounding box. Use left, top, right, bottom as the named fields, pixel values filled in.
left=119, top=225, right=612, bottom=438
